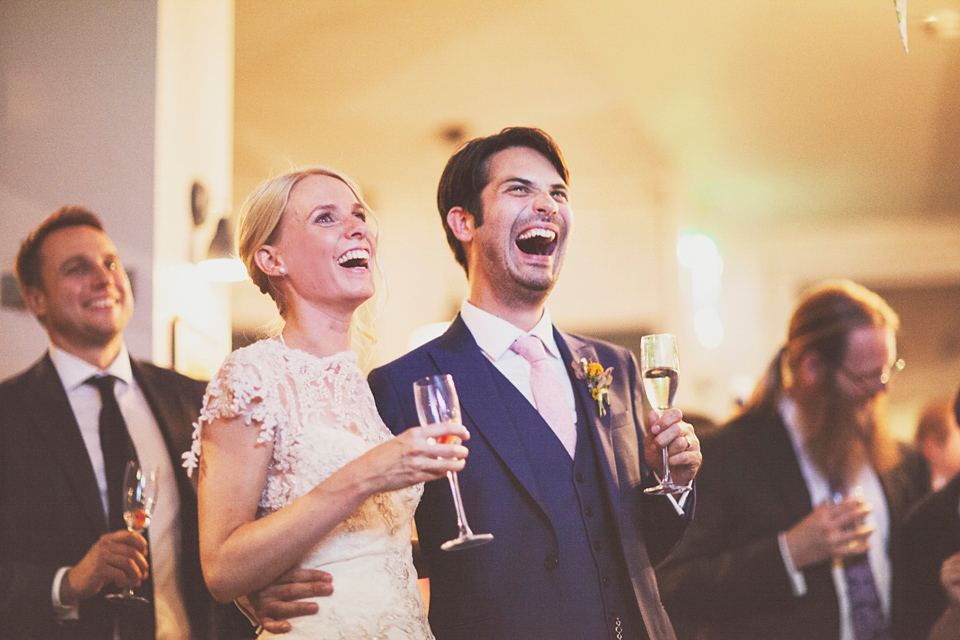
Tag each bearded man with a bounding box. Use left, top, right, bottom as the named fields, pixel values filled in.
left=655, top=280, right=928, bottom=640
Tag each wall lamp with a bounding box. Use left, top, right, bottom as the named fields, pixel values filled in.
left=191, top=180, right=246, bottom=282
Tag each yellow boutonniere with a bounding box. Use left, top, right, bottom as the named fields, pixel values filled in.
left=572, top=357, right=614, bottom=416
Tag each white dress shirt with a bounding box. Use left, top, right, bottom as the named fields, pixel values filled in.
left=778, top=396, right=892, bottom=640
left=48, top=345, right=192, bottom=640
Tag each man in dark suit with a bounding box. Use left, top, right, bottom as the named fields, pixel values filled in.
left=893, top=386, right=960, bottom=640
left=656, top=280, right=929, bottom=640
left=0, top=206, right=256, bottom=639
left=368, top=127, right=701, bottom=640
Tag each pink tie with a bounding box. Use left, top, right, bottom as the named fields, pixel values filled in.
left=511, top=334, right=577, bottom=457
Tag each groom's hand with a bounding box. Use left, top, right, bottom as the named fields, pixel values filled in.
left=645, top=408, right=701, bottom=487
left=246, top=567, right=334, bottom=634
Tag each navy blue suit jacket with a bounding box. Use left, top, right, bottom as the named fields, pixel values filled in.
left=368, top=316, right=689, bottom=640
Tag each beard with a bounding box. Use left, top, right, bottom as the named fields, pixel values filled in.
left=794, top=376, right=900, bottom=487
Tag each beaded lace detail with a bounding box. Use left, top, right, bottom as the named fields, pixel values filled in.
left=183, top=339, right=432, bottom=639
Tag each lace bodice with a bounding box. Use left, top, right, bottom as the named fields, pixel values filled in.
left=183, top=339, right=432, bottom=639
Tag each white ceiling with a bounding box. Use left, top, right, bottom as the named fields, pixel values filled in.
left=234, top=0, right=960, bottom=227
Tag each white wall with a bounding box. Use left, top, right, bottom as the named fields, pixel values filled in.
left=0, top=0, right=158, bottom=376
left=0, top=0, right=234, bottom=380
left=153, top=0, right=234, bottom=371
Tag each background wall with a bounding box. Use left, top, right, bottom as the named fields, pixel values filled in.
left=0, top=0, right=233, bottom=378
left=0, top=0, right=159, bottom=372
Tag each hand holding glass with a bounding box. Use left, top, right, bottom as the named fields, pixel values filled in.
left=106, top=460, right=158, bottom=604
left=413, top=374, right=493, bottom=551
left=640, top=334, right=689, bottom=495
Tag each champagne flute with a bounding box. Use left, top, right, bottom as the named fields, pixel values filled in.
left=413, top=374, right=493, bottom=551
left=106, top=460, right=158, bottom=604
left=640, top=334, right=689, bottom=496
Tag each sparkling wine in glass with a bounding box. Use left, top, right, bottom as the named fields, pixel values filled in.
left=106, top=460, right=158, bottom=604
left=413, top=374, right=493, bottom=551
left=640, top=333, right=689, bottom=495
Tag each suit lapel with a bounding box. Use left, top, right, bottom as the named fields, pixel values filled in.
left=429, top=317, right=548, bottom=515
left=131, top=360, right=187, bottom=457
left=559, top=332, right=622, bottom=516
left=131, top=360, right=200, bottom=503
left=756, top=410, right=816, bottom=518
left=27, top=355, right=108, bottom=532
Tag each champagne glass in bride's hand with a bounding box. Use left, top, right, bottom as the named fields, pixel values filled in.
left=106, top=460, right=158, bottom=604
left=413, top=374, right=493, bottom=551
left=640, top=333, right=689, bottom=496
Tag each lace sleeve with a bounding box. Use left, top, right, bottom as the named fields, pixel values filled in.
left=182, top=345, right=285, bottom=476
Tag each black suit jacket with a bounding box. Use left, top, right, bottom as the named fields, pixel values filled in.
left=368, top=316, right=689, bottom=640
left=0, top=354, right=251, bottom=640
left=893, top=472, right=960, bottom=640
left=655, top=406, right=927, bottom=640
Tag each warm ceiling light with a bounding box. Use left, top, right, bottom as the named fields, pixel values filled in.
left=923, top=10, right=960, bottom=39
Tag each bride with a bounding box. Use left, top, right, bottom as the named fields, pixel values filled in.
left=182, top=167, right=468, bottom=638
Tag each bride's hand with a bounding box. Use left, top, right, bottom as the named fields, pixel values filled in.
left=361, top=423, right=469, bottom=493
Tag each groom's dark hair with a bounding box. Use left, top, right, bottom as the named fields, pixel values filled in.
left=437, top=127, right=568, bottom=275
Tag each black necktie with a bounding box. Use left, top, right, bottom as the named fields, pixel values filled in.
left=86, top=375, right=156, bottom=639
left=87, top=375, right=139, bottom=532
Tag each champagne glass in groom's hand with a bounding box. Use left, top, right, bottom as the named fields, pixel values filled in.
left=640, top=334, right=690, bottom=496
left=414, top=374, right=493, bottom=551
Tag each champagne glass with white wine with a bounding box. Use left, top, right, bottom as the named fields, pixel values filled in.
left=640, top=334, right=689, bottom=495
left=413, top=374, right=493, bottom=551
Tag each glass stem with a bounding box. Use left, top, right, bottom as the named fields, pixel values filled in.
left=661, top=447, right=672, bottom=483
left=446, top=471, right=473, bottom=536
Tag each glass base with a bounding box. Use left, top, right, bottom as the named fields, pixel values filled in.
left=105, top=592, right=151, bottom=605
left=644, top=480, right=690, bottom=496
left=441, top=532, right=494, bottom=551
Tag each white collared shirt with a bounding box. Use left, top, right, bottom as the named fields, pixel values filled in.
left=778, top=396, right=892, bottom=640
left=48, top=345, right=191, bottom=640
left=460, top=300, right=578, bottom=423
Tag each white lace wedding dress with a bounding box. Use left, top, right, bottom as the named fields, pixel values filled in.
left=183, top=339, right=433, bottom=639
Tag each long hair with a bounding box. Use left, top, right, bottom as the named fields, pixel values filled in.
left=236, top=166, right=385, bottom=363
left=741, top=280, right=901, bottom=481
left=740, top=280, right=899, bottom=416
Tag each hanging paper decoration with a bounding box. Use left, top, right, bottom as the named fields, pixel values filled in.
left=895, top=0, right=909, bottom=52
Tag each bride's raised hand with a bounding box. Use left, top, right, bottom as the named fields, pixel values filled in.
left=358, top=422, right=469, bottom=493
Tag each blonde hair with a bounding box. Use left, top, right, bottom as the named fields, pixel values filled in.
left=236, top=166, right=385, bottom=363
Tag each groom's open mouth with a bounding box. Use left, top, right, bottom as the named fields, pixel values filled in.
left=515, top=227, right=557, bottom=257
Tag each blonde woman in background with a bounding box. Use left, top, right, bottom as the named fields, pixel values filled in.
left=183, top=167, right=467, bottom=638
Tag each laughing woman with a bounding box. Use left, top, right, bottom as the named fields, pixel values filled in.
left=182, top=167, right=467, bottom=639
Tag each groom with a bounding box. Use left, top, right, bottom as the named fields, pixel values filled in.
left=368, top=127, right=701, bottom=640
